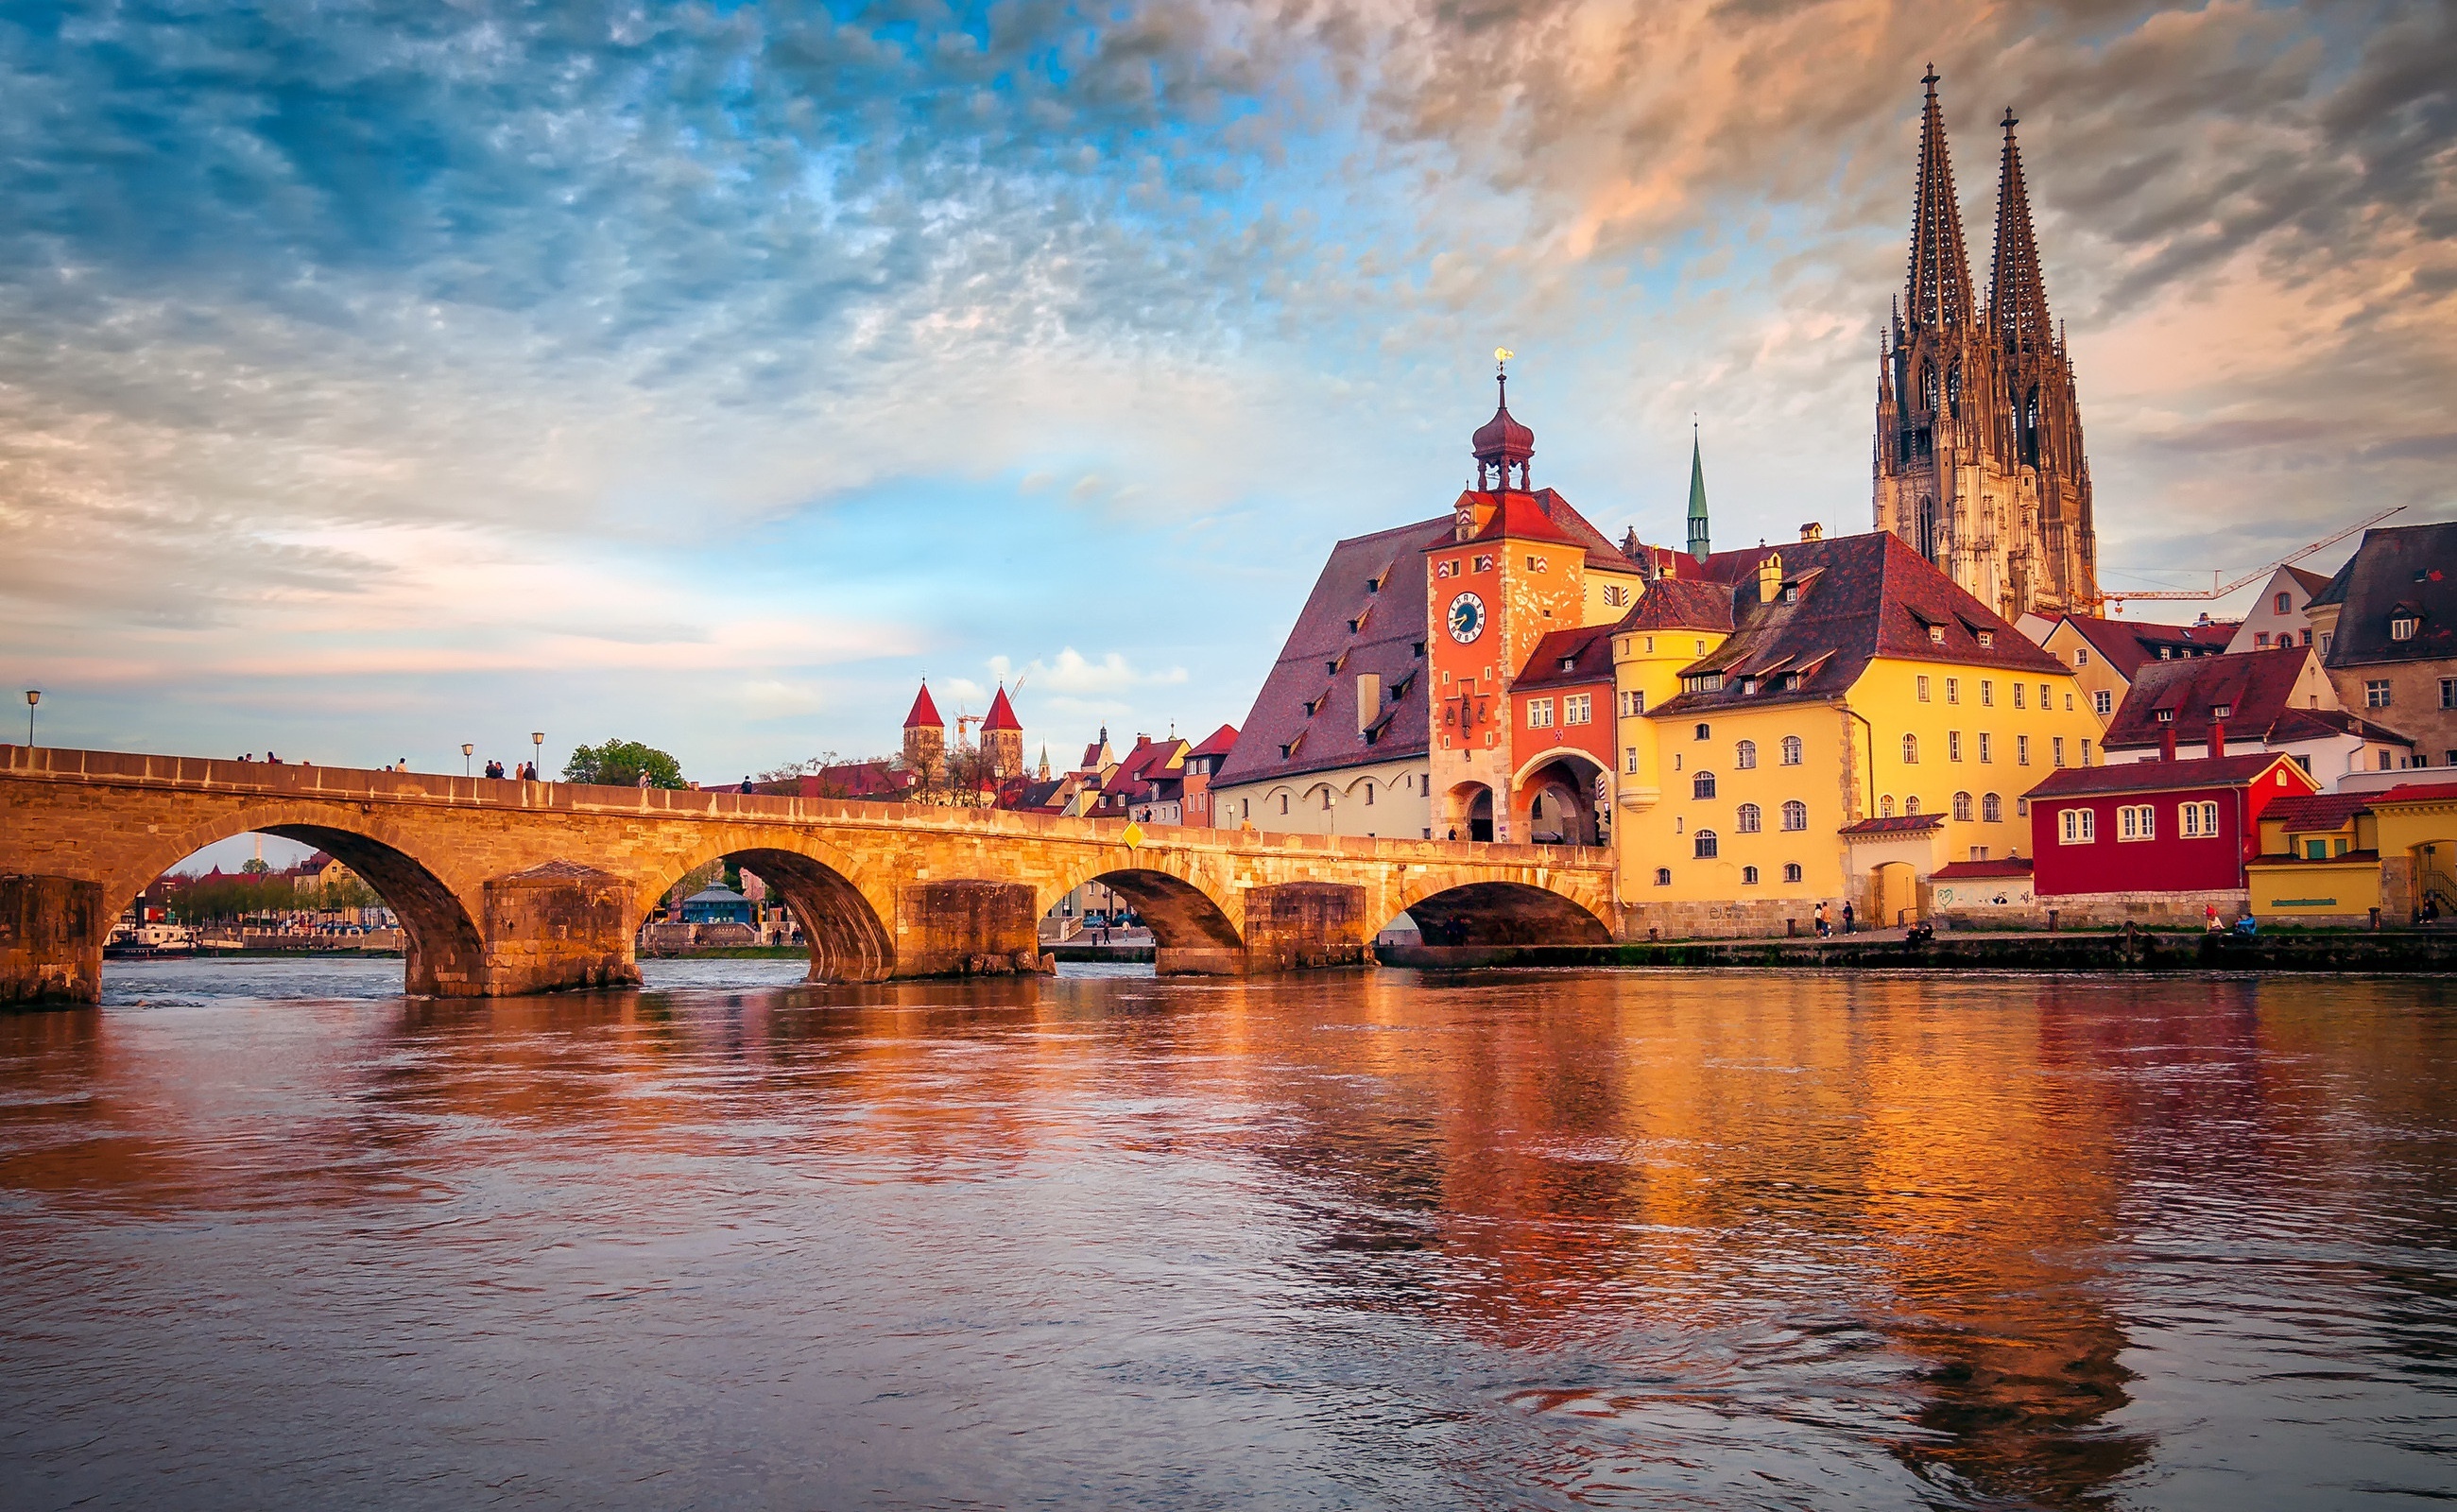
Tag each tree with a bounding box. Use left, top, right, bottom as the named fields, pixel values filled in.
left=239, top=857, right=270, bottom=875
left=563, top=739, right=685, bottom=789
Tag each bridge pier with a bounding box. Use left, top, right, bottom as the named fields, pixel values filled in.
left=897, top=881, right=1043, bottom=976
left=1, top=874, right=104, bottom=1007
left=1153, top=882, right=1368, bottom=976
left=462, top=862, right=640, bottom=997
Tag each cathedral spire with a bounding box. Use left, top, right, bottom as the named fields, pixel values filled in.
left=1904, top=65, right=1977, bottom=334
left=1989, top=107, right=2053, bottom=352
left=1686, top=423, right=1710, bottom=563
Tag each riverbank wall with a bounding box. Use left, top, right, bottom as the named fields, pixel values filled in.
left=1382, top=931, right=2457, bottom=973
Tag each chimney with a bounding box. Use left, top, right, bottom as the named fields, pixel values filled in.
left=1757, top=552, right=1783, bottom=604
left=2159, top=724, right=2176, bottom=762
left=1799, top=522, right=1824, bottom=541
left=2207, top=718, right=2226, bottom=759
left=1356, top=673, right=1382, bottom=733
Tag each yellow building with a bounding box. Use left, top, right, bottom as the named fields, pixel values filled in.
left=2251, top=782, right=2457, bottom=925
left=1612, top=529, right=2104, bottom=936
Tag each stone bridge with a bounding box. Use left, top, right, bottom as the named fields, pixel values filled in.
left=0, top=746, right=1619, bottom=1005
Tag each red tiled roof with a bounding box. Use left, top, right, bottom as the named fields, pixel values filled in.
left=2269, top=706, right=2413, bottom=747
left=1840, top=813, right=1947, bottom=834
left=1184, top=722, right=1238, bottom=760
left=1465, top=489, right=1584, bottom=549
left=1217, top=517, right=1442, bottom=788
left=2024, top=752, right=2311, bottom=799
left=2375, top=782, right=2457, bottom=806
left=1932, top=857, right=2035, bottom=879
left=2101, top=644, right=2327, bottom=750
left=902, top=682, right=942, bottom=730
left=1512, top=627, right=1616, bottom=692
left=2059, top=614, right=2238, bottom=679
left=1656, top=531, right=2062, bottom=717
left=758, top=761, right=915, bottom=800
left=2261, top=793, right=2370, bottom=832
left=1616, top=576, right=1736, bottom=633
left=980, top=686, right=1021, bottom=732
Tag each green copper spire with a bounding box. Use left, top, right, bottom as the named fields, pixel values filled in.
left=1686, top=424, right=1710, bottom=562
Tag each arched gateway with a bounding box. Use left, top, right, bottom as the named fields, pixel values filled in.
left=0, top=745, right=1617, bottom=1005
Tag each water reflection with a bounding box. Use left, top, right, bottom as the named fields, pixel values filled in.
left=3, top=961, right=2453, bottom=1509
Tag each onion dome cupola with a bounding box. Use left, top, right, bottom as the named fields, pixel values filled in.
left=1471, top=350, right=1536, bottom=491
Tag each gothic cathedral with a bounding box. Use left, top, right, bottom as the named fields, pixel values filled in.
left=1874, top=69, right=2098, bottom=619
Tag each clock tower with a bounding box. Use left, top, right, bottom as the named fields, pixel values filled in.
left=1425, top=364, right=1591, bottom=843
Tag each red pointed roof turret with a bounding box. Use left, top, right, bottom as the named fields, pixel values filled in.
left=1470, top=356, right=1535, bottom=490
left=902, top=680, right=943, bottom=730
left=980, top=684, right=1021, bottom=732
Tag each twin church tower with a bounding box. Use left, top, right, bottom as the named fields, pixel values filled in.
left=1875, top=68, right=2098, bottom=619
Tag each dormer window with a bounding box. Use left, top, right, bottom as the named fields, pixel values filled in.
left=1560, top=656, right=1576, bottom=672
left=2212, top=703, right=2232, bottom=719
left=1780, top=584, right=1798, bottom=604
left=1741, top=678, right=1760, bottom=696
left=2392, top=615, right=2421, bottom=641
left=1929, top=625, right=1946, bottom=644
left=2155, top=709, right=2175, bottom=723
left=1977, top=630, right=1994, bottom=648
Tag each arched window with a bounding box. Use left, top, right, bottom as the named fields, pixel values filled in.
left=1782, top=862, right=1803, bottom=884
left=1983, top=792, right=2002, bottom=822
left=1735, top=739, right=1758, bottom=770
left=1655, top=867, right=1672, bottom=886
left=1742, top=866, right=1760, bottom=885
left=1693, top=771, right=1717, bottom=799
left=1781, top=800, right=1808, bottom=832
left=1902, top=733, right=1919, bottom=764
left=1952, top=791, right=1973, bottom=821
left=1693, top=830, right=1718, bottom=859
left=1905, top=796, right=1921, bottom=815
left=1881, top=795, right=1896, bottom=817
left=1694, top=723, right=1711, bottom=741
left=1737, top=802, right=1762, bottom=833
left=1780, top=735, right=1803, bottom=766
left=1916, top=497, right=1938, bottom=561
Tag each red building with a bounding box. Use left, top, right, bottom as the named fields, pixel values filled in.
left=1504, top=627, right=1618, bottom=844
left=2026, top=751, right=2318, bottom=902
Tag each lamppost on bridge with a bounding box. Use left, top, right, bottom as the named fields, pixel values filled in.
left=462, top=742, right=474, bottom=778
left=23, top=690, right=37, bottom=747
left=532, top=731, right=544, bottom=781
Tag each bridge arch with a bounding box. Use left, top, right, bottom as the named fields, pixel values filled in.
left=115, top=805, right=489, bottom=996
left=1043, top=850, right=1245, bottom=965
left=1387, top=873, right=1615, bottom=951
left=637, top=830, right=897, bottom=984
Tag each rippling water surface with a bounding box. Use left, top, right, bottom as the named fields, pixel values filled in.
left=4, top=960, right=2454, bottom=1509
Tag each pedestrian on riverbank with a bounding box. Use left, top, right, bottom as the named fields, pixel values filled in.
left=1814, top=902, right=1830, bottom=938
left=1842, top=901, right=1855, bottom=934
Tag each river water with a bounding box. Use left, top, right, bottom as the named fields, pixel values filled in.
left=3, top=960, right=2452, bottom=1510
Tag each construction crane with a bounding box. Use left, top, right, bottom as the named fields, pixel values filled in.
left=954, top=670, right=1030, bottom=745
left=2099, top=506, right=2402, bottom=613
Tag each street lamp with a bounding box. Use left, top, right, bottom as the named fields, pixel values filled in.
left=532, top=731, right=544, bottom=781
left=462, top=742, right=474, bottom=777
left=22, top=690, right=37, bottom=747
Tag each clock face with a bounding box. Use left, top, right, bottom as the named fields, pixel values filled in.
left=1447, top=592, right=1487, bottom=644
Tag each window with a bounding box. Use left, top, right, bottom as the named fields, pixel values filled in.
left=2211, top=704, right=2231, bottom=720
left=1781, top=800, right=1808, bottom=832
left=1737, top=802, right=1762, bottom=833
left=1929, top=625, right=1946, bottom=644
left=1780, top=735, right=1803, bottom=765
left=2443, top=678, right=2457, bottom=712
left=1881, top=795, right=1896, bottom=816
left=1693, top=771, right=1718, bottom=799
left=1655, top=867, right=1673, bottom=886
left=1949, top=730, right=1964, bottom=762
left=1695, top=724, right=1710, bottom=741
left=2018, top=798, right=2029, bottom=816
left=1978, top=631, right=1994, bottom=648
left=1742, top=865, right=1761, bottom=885
left=2180, top=801, right=2221, bottom=837
left=1902, top=733, right=1919, bottom=763
left=2306, top=838, right=2328, bottom=861
left=2040, top=683, right=2053, bottom=708
left=2082, top=739, right=2093, bottom=765
left=2053, top=736, right=2067, bottom=767
left=2014, top=682, right=2027, bottom=710
left=1241, top=799, right=1250, bottom=818
left=1693, top=831, right=1718, bottom=859
left=2276, top=592, right=2292, bottom=614
left=2365, top=679, right=2392, bottom=709
left=1322, top=788, right=1333, bottom=810
left=2018, top=734, right=2031, bottom=765
left=2118, top=804, right=2155, bottom=841
left=1436, top=558, right=1459, bottom=578
left=1472, top=554, right=1493, bottom=572
left=1947, top=678, right=1960, bottom=704
left=1364, top=783, right=1374, bottom=806
left=1783, top=863, right=1803, bottom=884
left=1736, top=739, right=1758, bottom=769
left=2074, top=648, right=2089, bottom=666
left=2392, top=615, right=2419, bottom=641
left=2060, top=808, right=2096, bottom=844
left=1979, top=732, right=1993, bottom=764
left=1528, top=698, right=1555, bottom=729
left=2255, top=631, right=2272, bottom=648
left=1982, top=792, right=2002, bottom=822
left=1603, top=583, right=1630, bottom=608
left=2321, top=632, right=2333, bottom=655
left=2302, top=629, right=2313, bottom=645
left=1621, top=691, right=1646, bottom=716
left=1981, top=680, right=1994, bottom=706
left=1526, top=554, right=1550, bottom=573
left=1904, top=796, right=1921, bottom=815
left=1564, top=694, right=1591, bottom=726
left=1624, top=747, right=1641, bottom=775
left=1952, top=791, right=1972, bottom=821
left=2093, top=690, right=2113, bottom=716
left=2155, top=708, right=2175, bottom=724
left=1280, top=793, right=1290, bottom=815
left=1917, top=675, right=1932, bottom=702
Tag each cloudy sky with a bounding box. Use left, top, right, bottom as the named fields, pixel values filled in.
left=4, top=0, right=2450, bottom=784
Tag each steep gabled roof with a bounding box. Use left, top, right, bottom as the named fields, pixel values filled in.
left=1184, top=723, right=1239, bottom=760
left=1654, top=530, right=2060, bottom=716
left=2285, top=564, right=2333, bottom=597
left=902, top=682, right=943, bottom=730
left=2314, top=521, right=2457, bottom=668
left=2026, top=752, right=2310, bottom=799
left=980, top=686, right=1022, bottom=732
left=1216, top=517, right=1442, bottom=788
left=1616, top=576, right=1736, bottom=633
left=1512, top=628, right=1616, bottom=693
left=2058, top=614, right=2236, bottom=679
left=2261, top=793, right=2370, bottom=832
left=2100, top=644, right=2323, bottom=750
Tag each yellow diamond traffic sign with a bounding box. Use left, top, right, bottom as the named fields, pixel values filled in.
left=1122, top=820, right=1145, bottom=849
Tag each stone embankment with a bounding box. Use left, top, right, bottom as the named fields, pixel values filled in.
left=1383, top=930, right=2457, bottom=973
